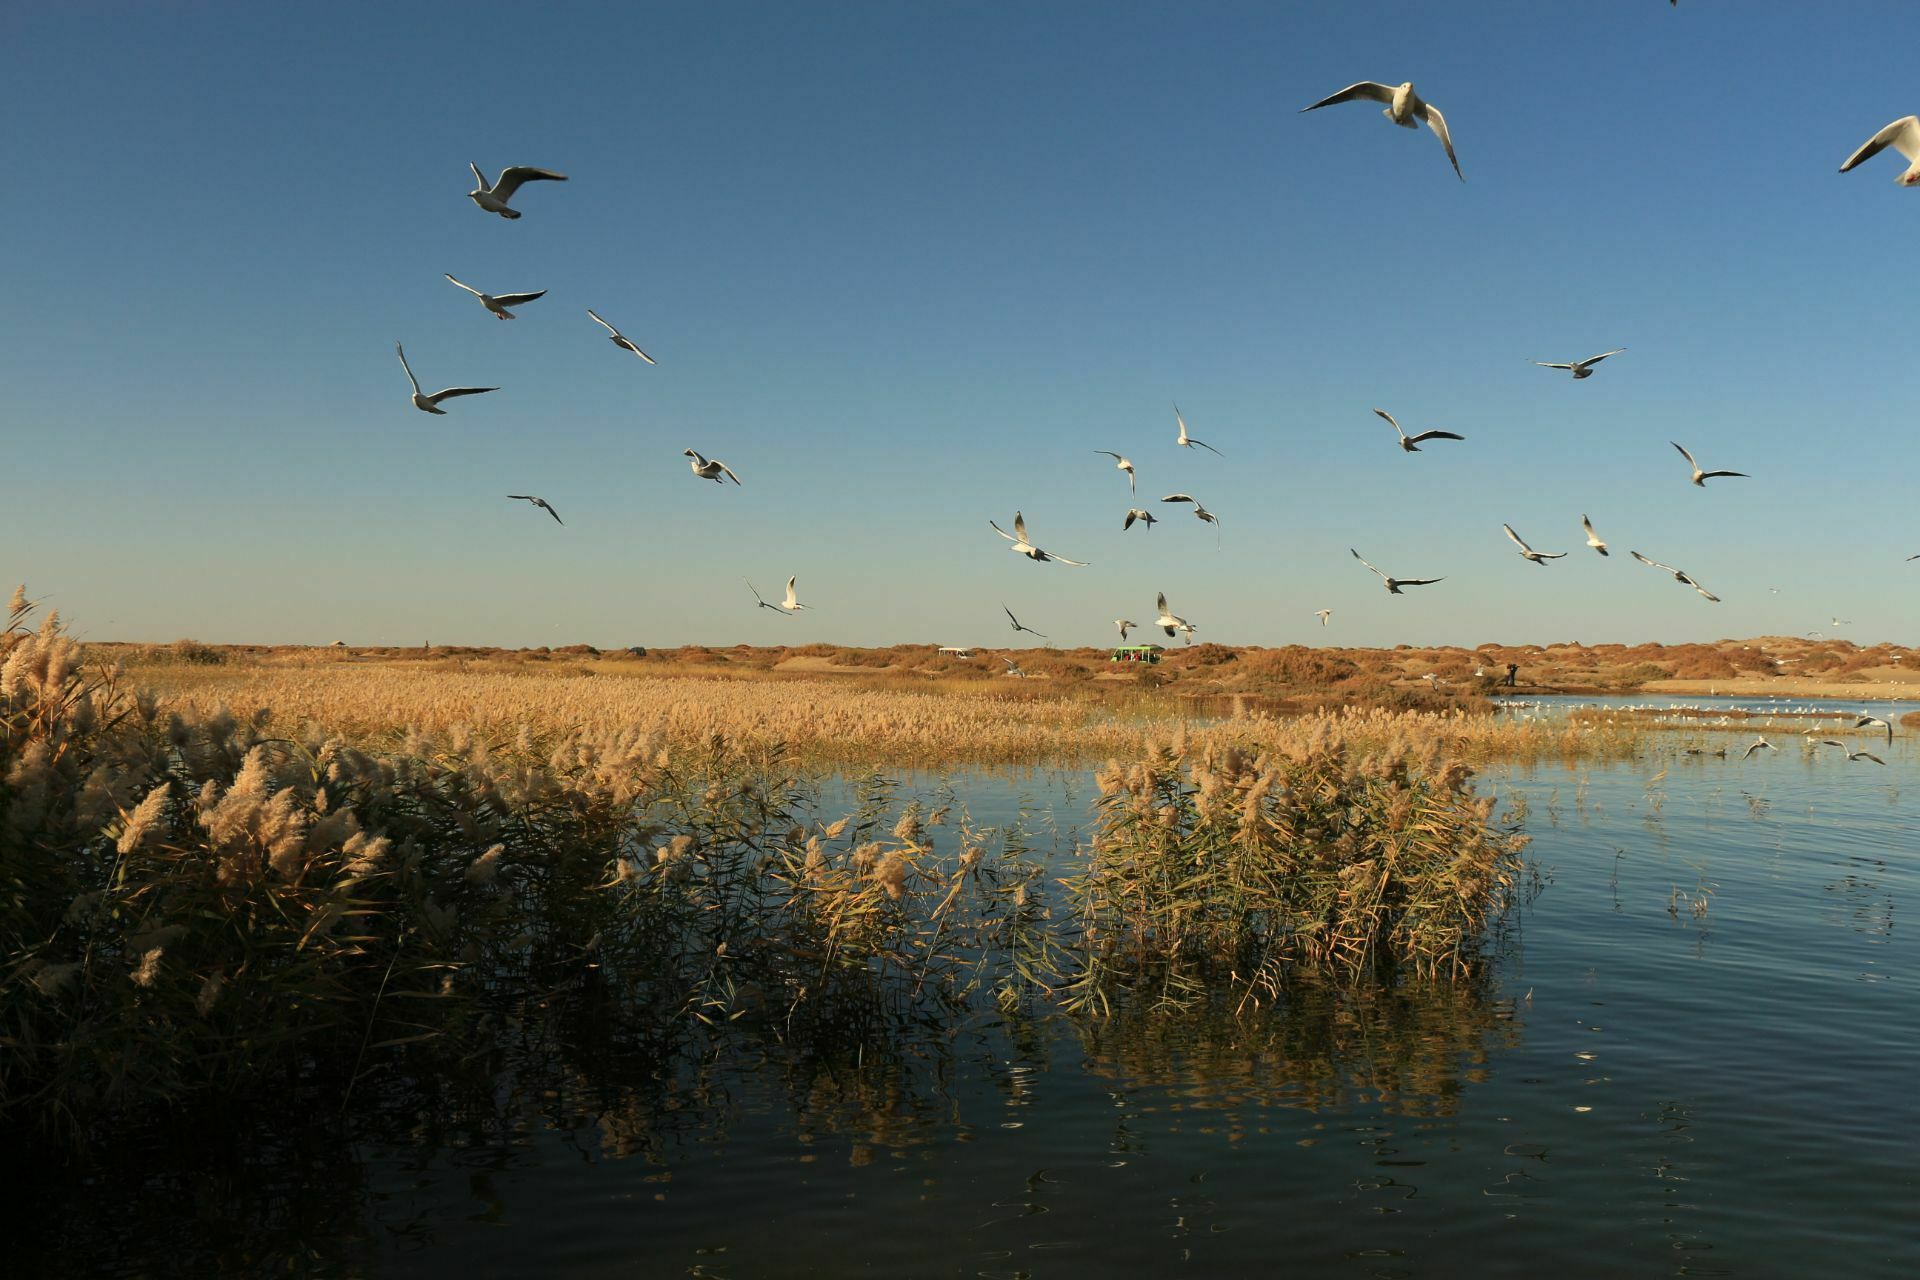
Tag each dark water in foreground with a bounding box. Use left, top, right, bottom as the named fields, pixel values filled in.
left=30, top=720, right=1920, bottom=1277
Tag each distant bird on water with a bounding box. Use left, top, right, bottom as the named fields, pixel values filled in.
left=1375, top=408, right=1464, bottom=452
left=444, top=273, right=546, bottom=319
left=1299, top=80, right=1462, bottom=181
left=1532, top=349, right=1625, bottom=379
left=1839, top=116, right=1920, bottom=186
left=1173, top=405, right=1223, bottom=455
left=1630, top=550, right=1721, bottom=602
left=395, top=343, right=496, bottom=415
left=586, top=309, right=656, bottom=364
left=507, top=494, right=563, bottom=525
left=748, top=576, right=808, bottom=615
left=1672, top=441, right=1748, bottom=487
left=683, top=449, right=741, bottom=484
left=1583, top=515, right=1610, bottom=556
left=1351, top=548, right=1443, bottom=595
left=1122, top=508, right=1158, bottom=532
left=1003, top=604, right=1048, bottom=639
left=991, top=512, right=1089, bottom=566
left=1095, top=451, right=1137, bottom=493
left=467, top=162, right=568, bottom=218
left=1503, top=523, right=1566, bottom=565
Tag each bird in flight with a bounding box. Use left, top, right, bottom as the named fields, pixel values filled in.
left=1154, top=592, right=1195, bottom=640
left=748, top=576, right=808, bottom=615
left=1115, top=619, right=1137, bottom=642
left=991, top=512, right=1089, bottom=566
left=467, top=163, right=568, bottom=218
left=1820, top=739, right=1886, bottom=765
left=1855, top=714, right=1893, bottom=745
left=1095, top=451, right=1137, bottom=493
left=1375, top=409, right=1465, bottom=453
left=1582, top=515, right=1609, bottom=556
left=1831, top=617, right=1852, bottom=628
left=1299, top=80, right=1462, bottom=181
left=586, top=309, right=656, bottom=364
left=1160, top=494, right=1221, bottom=526
left=444, top=273, right=546, bottom=320
left=1122, top=508, right=1158, bottom=532
left=1003, top=604, right=1048, bottom=638
left=1315, top=609, right=1332, bottom=627
left=683, top=449, right=741, bottom=484
left=1672, top=441, right=1748, bottom=487
left=1532, top=349, right=1625, bottom=379
left=395, top=343, right=496, bottom=415
left=1503, top=524, right=1567, bottom=565
left=1351, top=549, right=1443, bottom=595
left=1743, top=736, right=1777, bottom=760
left=1173, top=405, right=1223, bottom=455
left=1840, top=115, right=1920, bottom=186
left=1630, top=551, right=1721, bottom=602
left=1001, top=656, right=1027, bottom=678
left=507, top=494, right=563, bottom=525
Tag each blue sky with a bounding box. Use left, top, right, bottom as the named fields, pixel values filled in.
left=4, top=1, right=1916, bottom=649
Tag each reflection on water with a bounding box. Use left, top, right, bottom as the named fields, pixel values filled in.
left=23, top=739, right=1920, bottom=1278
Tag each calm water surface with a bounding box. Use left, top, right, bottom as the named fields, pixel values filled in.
left=37, top=714, right=1920, bottom=1277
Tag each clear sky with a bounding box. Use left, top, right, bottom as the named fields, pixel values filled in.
left=4, top=1, right=1915, bottom=650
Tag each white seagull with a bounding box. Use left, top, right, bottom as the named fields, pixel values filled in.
left=1315, top=609, right=1333, bottom=627
left=1173, top=404, right=1223, bottom=455
left=990, top=512, right=1089, bottom=566
left=1160, top=494, right=1221, bottom=527
left=1123, top=508, right=1159, bottom=532
left=1532, top=349, right=1625, bottom=379
left=444, top=273, right=546, bottom=319
left=395, top=343, right=497, bottom=415
left=1095, top=451, right=1137, bottom=493
left=507, top=494, right=563, bottom=525
left=1630, top=551, right=1721, bottom=602
left=1583, top=515, right=1610, bottom=556
left=1154, top=592, right=1193, bottom=639
left=467, top=163, right=568, bottom=218
left=1672, top=441, right=1748, bottom=487
left=1300, top=80, right=1463, bottom=181
left=683, top=449, right=741, bottom=484
left=1503, top=523, right=1567, bottom=565
left=1351, top=548, right=1443, bottom=595
left=1742, top=736, right=1777, bottom=760
left=748, top=576, right=807, bottom=615
left=586, top=309, right=656, bottom=364
left=1855, top=714, right=1894, bottom=745
left=1115, top=619, right=1137, bottom=642
left=1820, top=739, right=1886, bottom=766
left=1840, top=116, right=1920, bottom=186
left=1001, top=656, right=1027, bottom=678
left=1376, top=408, right=1465, bottom=453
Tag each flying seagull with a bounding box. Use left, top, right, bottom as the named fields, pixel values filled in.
left=1820, top=739, right=1886, bottom=765
left=507, top=494, right=563, bottom=525
left=1001, top=656, right=1027, bottom=678
left=1003, top=604, right=1048, bottom=638
left=1672, top=441, right=1748, bottom=487
left=1743, top=736, right=1777, bottom=760
left=1351, top=548, right=1443, bottom=595
left=467, top=163, right=568, bottom=218
left=1173, top=404, right=1223, bottom=455
left=1315, top=609, right=1332, bottom=627
left=1122, top=508, right=1159, bottom=531
left=586, top=309, right=656, bottom=364
left=683, top=449, right=741, bottom=484
left=1375, top=408, right=1465, bottom=453
left=1503, top=523, right=1567, bottom=565
left=1115, top=619, right=1137, bottom=642
left=991, top=512, right=1089, bottom=566
left=1160, top=494, right=1222, bottom=527
left=1582, top=515, right=1610, bottom=556
left=395, top=343, right=496, bottom=415
left=1095, top=451, right=1137, bottom=493
left=1831, top=617, right=1851, bottom=628
left=1532, top=349, right=1625, bottom=379
left=1840, top=116, right=1920, bottom=186
left=1299, top=80, right=1463, bottom=181
left=444, top=273, right=546, bottom=320
left=1855, top=714, right=1894, bottom=745
left=748, top=576, right=807, bottom=615
left=1154, top=592, right=1194, bottom=639
left=1630, top=550, right=1721, bottom=602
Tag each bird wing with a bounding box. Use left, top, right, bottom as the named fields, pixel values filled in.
left=745, top=579, right=769, bottom=607
left=1350, top=549, right=1388, bottom=580
left=1743, top=742, right=1762, bottom=759
left=618, top=336, right=656, bottom=363
left=469, top=162, right=489, bottom=189
left=493, top=290, right=547, bottom=307
left=1583, top=515, right=1599, bottom=539
left=1300, top=81, right=1394, bottom=112
left=1630, top=550, right=1677, bottom=573
left=1397, top=578, right=1444, bottom=588
left=991, top=520, right=1017, bottom=543
left=586, top=308, right=618, bottom=335
left=1190, top=436, right=1224, bottom=456
left=1856, top=751, right=1887, bottom=765
left=1699, top=470, right=1749, bottom=480
left=491, top=166, right=568, bottom=200
left=1173, top=403, right=1188, bottom=440
left=1014, top=512, right=1029, bottom=541
left=1532, top=361, right=1576, bottom=370
left=1161, top=493, right=1195, bottom=504
left=1095, top=450, right=1123, bottom=461
left=426, top=386, right=497, bottom=403
left=444, top=274, right=484, bottom=298
left=784, top=576, right=798, bottom=608
left=1503, top=524, right=1532, bottom=553
left=1579, top=349, right=1626, bottom=366
left=1050, top=553, right=1090, bottom=567
left=395, top=342, right=421, bottom=394
left=1418, top=102, right=1464, bottom=181
left=1157, top=592, right=1170, bottom=614
left=1840, top=115, right=1920, bottom=171
left=1671, top=441, right=1698, bottom=471
left=542, top=500, right=563, bottom=525
left=1685, top=578, right=1721, bottom=602
left=717, top=461, right=741, bottom=485
left=1408, top=430, right=1465, bottom=443
left=1123, top=510, right=1138, bottom=530
left=1373, top=408, right=1403, bottom=436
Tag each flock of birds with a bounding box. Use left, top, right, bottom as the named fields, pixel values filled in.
left=391, top=68, right=1920, bottom=669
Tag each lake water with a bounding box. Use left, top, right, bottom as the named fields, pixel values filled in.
left=31, top=708, right=1919, bottom=1277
